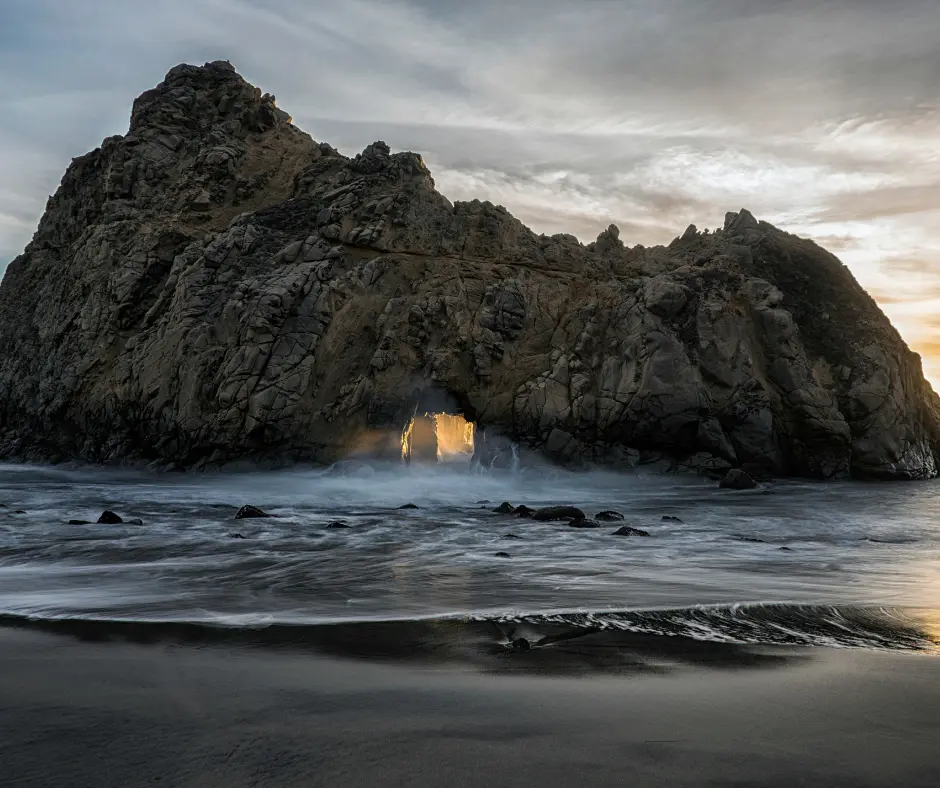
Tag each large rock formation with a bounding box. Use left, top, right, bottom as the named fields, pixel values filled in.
left=1, top=61, right=938, bottom=479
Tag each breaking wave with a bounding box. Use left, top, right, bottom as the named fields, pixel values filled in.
left=1, top=602, right=936, bottom=655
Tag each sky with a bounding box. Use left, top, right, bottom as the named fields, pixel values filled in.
left=2, top=0, right=940, bottom=382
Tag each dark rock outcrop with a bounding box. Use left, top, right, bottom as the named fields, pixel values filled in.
left=595, top=510, right=625, bottom=522
left=234, top=505, right=270, bottom=519
left=612, top=526, right=651, bottom=537
left=0, top=61, right=938, bottom=480
left=568, top=518, right=602, bottom=529
left=720, top=469, right=758, bottom=490
left=97, top=510, right=123, bottom=524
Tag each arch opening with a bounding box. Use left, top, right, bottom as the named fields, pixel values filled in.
left=401, top=412, right=475, bottom=465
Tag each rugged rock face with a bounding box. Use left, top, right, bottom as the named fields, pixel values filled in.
left=1, top=61, right=939, bottom=479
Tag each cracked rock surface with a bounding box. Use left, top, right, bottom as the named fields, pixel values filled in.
left=1, top=61, right=938, bottom=480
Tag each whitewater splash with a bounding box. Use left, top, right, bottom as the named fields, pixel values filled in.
left=1, top=462, right=940, bottom=652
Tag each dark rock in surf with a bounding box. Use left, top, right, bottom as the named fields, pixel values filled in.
left=568, top=518, right=602, bottom=529
left=229, top=532, right=246, bottom=539
left=126, top=518, right=144, bottom=525
left=502, top=533, right=523, bottom=540
left=533, top=506, right=585, bottom=522
left=476, top=500, right=492, bottom=504
left=326, top=520, right=350, bottom=529
left=493, top=502, right=516, bottom=514
left=612, top=525, right=651, bottom=537
left=235, top=505, right=271, bottom=519
left=69, top=519, right=92, bottom=525
left=510, top=638, right=531, bottom=650
left=397, top=503, right=420, bottom=510
left=595, top=510, right=625, bottom=522
left=735, top=535, right=766, bottom=543
left=661, top=515, right=683, bottom=523
left=720, top=469, right=758, bottom=490
left=515, top=505, right=536, bottom=518
left=97, top=510, right=123, bottom=524
left=494, top=551, right=512, bottom=558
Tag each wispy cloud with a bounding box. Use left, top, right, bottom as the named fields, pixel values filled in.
left=2, top=0, right=940, bottom=377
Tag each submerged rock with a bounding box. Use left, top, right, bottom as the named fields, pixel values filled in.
left=126, top=518, right=144, bottom=526
left=661, top=516, right=683, bottom=523
left=397, top=503, right=420, bottom=510
left=235, top=505, right=271, bottom=519
left=97, top=510, right=123, bottom=524
left=0, top=61, right=938, bottom=482
left=568, top=518, right=602, bottom=529
left=229, top=532, right=246, bottom=539
left=324, top=460, right=375, bottom=478
left=326, top=520, right=350, bottom=529
left=494, top=551, right=512, bottom=559
left=595, top=510, right=625, bottom=522
left=502, top=533, right=523, bottom=540
left=68, top=519, right=92, bottom=525
left=720, top=469, right=758, bottom=490
left=533, top=506, right=586, bottom=522
left=612, top=526, right=651, bottom=537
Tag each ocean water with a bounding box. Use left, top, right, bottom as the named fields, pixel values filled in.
left=0, top=461, right=938, bottom=651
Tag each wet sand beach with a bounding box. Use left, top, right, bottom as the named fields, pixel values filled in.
left=2, top=621, right=939, bottom=787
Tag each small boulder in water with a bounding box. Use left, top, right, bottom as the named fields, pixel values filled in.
left=229, top=533, right=246, bottom=539
left=397, top=503, right=420, bottom=510
left=661, top=515, right=683, bottom=523
left=595, top=510, right=624, bottom=522
left=126, top=518, right=144, bottom=526
left=502, top=533, right=523, bottom=540
left=719, top=469, right=757, bottom=490
left=68, top=519, right=92, bottom=525
left=510, top=637, right=531, bottom=650
left=493, top=502, right=516, bottom=514
left=235, top=505, right=271, bottom=519
left=612, top=525, right=651, bottom=537
left=326, top=520, right=350, bottom=529
left=533, top=506, right=585, bottom=522
left=569, top=518, right=602, bottom=529
left=494, top=551, right=512, bottom=559
left=515, top=505, right=536, bottom=518
left=97, top=510, right=123, bottom=524
left=735, top=535, right=766, bottom=543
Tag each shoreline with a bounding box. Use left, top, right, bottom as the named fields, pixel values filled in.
left=2, top=622, right=940, bottom=786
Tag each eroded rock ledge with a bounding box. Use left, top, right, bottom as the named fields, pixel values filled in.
left=1, top=60, right=938, bottom=479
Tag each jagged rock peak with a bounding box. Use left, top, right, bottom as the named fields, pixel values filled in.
left=0, top=61, right=938, bottom=482
left=724, top=208, right=760, bottom=234
left=130, top=60, right=292, bottom=135
left=589, top=224, right=625, bottom=256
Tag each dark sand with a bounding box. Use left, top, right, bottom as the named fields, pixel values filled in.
left=1, top=621, right=939, bottom=787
